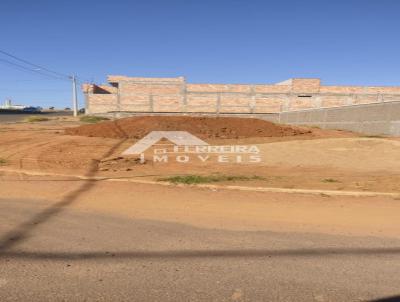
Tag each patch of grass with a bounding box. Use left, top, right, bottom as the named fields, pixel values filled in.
left=320, top=193, right=331, bottom=198
left=158, top=174, right=265, bottom=185
left=322, top=178, right=340, bottom=183
left=24, top=116, right=49, bottom=122
left=0, top=158, right=7, bottom=165
left=79, top=115, right=110, bottom=123
left=362, top=135, right=385, bottom=138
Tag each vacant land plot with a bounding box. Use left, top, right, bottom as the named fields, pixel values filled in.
left=0, top=116, right=398, bottom=193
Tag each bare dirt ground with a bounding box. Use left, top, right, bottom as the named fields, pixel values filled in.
left=1, top=171, right=399, bottom=238
left=2, top=115, right=399, bottom=235
left=1, top=116, right=400, bottom=301
left=64, top=115, right=315, bottom=139
left=1, top=116, right=399, bottom=193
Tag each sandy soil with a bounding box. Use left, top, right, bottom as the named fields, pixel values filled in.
left=1, top=171, right=400, bottom=238
left=0, top=118, right=399, bottom=193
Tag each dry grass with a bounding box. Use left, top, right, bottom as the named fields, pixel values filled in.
left=24, top=116, right=50, bottom=122
left=158, top=174, right=265, bottom=184
left=322, top=178, right=340, bottom=183
left=79, top=116, right=110, bottom=123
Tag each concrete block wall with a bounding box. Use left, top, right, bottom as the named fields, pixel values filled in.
left=83, top=76, right=400, bottom=117
left=279, top=101, right=400, bottom=136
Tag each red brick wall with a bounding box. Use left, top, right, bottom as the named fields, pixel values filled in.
left=84, top=76, right=400, bottom=114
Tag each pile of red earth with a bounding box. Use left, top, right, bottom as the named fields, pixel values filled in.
left=65, top=116, right=312, bottom=139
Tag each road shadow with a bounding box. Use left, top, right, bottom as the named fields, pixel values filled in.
left=1, top=246, right=400, bottom=261
left=0, top=139, right=127, bottom=251
left=0, top=174, right=162, bottom=182
left=369, top=296, right=400, bottom=302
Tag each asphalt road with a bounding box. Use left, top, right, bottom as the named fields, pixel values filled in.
left=0, top=111, right=72, bottom=123
left=1, top=197, right=400, bottom=302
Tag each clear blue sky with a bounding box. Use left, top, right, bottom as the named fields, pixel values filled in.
left=1, top=0, right=400, bottom=108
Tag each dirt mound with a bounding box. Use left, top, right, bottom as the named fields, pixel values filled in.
left=65, top=116, right=312, bottom=139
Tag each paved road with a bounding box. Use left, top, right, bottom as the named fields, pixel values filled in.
left=1, top=196, right=400, bottom=301
left=0, top=111, right=72, bottom=123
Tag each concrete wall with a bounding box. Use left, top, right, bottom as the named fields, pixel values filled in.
left=83, top=76, right=400, bottom=115
left=279, top=101, right=400, bottom=136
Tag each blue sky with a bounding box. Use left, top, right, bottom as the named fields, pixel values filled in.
left=1, top=0, right=400, bottom=108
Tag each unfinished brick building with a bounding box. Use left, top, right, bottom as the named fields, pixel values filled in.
left=82, top=76, right=400, bottom=115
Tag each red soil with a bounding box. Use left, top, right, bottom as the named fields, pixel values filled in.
left=65, top=116, right=313, bottom=139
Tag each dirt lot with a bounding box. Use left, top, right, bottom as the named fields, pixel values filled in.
left=0, top=116, right=399, bottom=248
left=0, top=116, right=399, bottom=193
left=64, top=115, right=317, bottom=139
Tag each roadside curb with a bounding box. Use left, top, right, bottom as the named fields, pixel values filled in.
left=110, top=178, right=400, bottom=198
left=0, top=167, right=399, bottom=198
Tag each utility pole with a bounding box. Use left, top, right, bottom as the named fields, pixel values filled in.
left=71, top=75, right=78, bottom=117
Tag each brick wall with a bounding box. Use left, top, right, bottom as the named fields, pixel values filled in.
left=83, top=76, right=400, bottom=115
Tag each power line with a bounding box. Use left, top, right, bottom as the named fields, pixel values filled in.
left=0, top=79, right=66, bottom=82
left=0, top=88, right=70, bottom=91
left=0, top=49, right=85, bottom=116
left=0, top=49, right=70, bottom=79
left=0, top=49, right=93, bottom=84
left=0, top=57, right=70, bottom=82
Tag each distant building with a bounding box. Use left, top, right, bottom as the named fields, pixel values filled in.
left=0, top=99, right=41, bottom=113
left=1, top=99, right=26, bottom=110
